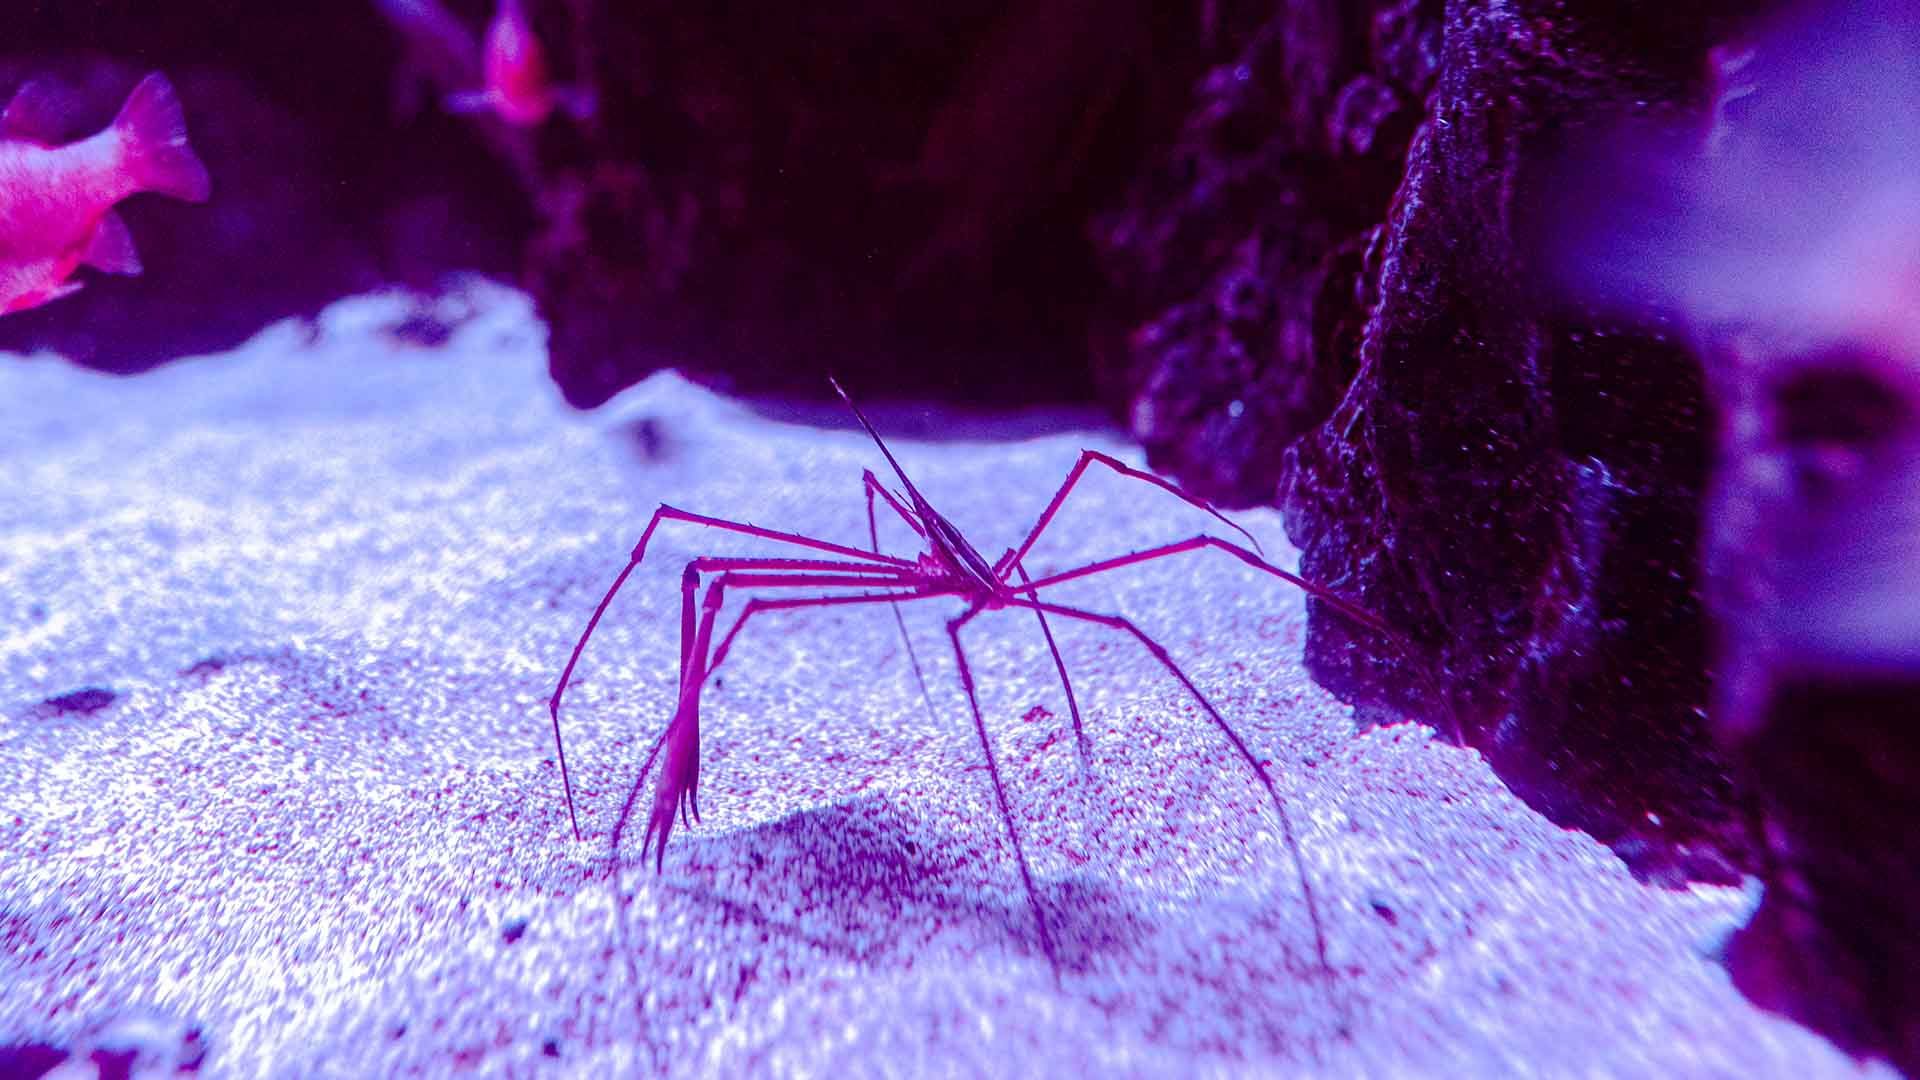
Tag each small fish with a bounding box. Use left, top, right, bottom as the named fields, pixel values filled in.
left=0, top=73, right=211, bottom=316
left=445, top=0, right=593, bottom=127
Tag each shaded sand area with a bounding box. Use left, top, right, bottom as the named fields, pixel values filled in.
left=0, top=287, right=1884, bottom=1075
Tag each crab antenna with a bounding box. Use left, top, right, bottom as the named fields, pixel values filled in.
left=829, top=376, right=934, bottom=509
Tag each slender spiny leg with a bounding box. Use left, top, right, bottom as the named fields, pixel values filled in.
left=996, top=450, right=1263, bottom=580
left=608, top=584, right=932, bottom=1014
left=684, top=556, right=900, bottom=676
left=1018, top=534, right=1390, bottom=637
left=554, top=502, right=913, bottom=764
left=645, top=570, right=927, bottom=863
left=651, top=504, right=916, bottom=566
left=640, top=574, right=948, bottom=871
left=677, top=563, right=909, bottom=825
left=947, top=606, right=1061, bottom=978
left=698, top=574, right=945, bottom=675
left=1009, top=597, right=1338, bottom=1017
left=549, top=499, right=910, bottom=838
left=550, top=557, right=642, bottom=840
left=610, top=724, right=674, bottom=855
left=1012, top=558, right=1090, bottom=767
left=551, top=540, right=909, bottom=842
left=864, top=471, right=940, bottom=727
left=682, top=557, right=898, bottom=681
left=1018, top=535, right=1459, bottom=738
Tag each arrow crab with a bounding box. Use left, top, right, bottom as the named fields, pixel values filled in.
left=549, top=379, right=1391, bottom=986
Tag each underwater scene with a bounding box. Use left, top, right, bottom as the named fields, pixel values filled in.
left=2, top=2, right=1915, bottom=1076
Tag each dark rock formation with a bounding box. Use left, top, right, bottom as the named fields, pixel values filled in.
left=1091, top=0, right=1436, bottom=506
left=1094, top=0, right=1756, bottom=886
left=1290, top=4, right=1757, bottom=887
left=514, top=0, right=1190, bottom=409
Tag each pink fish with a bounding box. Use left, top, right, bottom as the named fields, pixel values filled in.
left=0, top=72, right=211, bottom=316
left=446, top=0, right=592, bottom=127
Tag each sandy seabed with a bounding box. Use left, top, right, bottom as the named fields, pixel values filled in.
left=0, top=286, right=1888, bottom=1077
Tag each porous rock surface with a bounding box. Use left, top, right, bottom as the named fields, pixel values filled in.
left=1097, top=0, right=1758, bottom=887
left=0, top=287, right=1879, bottom=1076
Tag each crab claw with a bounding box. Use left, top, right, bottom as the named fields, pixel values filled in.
left=641, top=695, right=702, bottom=873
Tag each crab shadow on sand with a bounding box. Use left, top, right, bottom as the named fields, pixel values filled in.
left=600, top=780, right=1181, bottom=977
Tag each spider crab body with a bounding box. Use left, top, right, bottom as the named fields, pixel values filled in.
left=549, top=378, right=1399, bottom=992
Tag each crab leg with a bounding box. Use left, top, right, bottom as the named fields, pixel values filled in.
left=551, top=538, right=910, bottom=839
left=863, top=469, right=927, bottom=538
left=1010, top=558, right=1090, bottom=766
left=947, top=604, right=1061, bottom=977
left=1020, top=534, right=1389, bottom=635
left=996, top=450, right=1262, bottom=578
left=863, top=469, right=944, bottom=732
left=640, top=573, right=952, bottom=870
left=1004, top=595, right=1337, bottom=1012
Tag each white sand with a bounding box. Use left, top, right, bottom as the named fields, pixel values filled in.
left=0, top=285, right=1886, bottom=1077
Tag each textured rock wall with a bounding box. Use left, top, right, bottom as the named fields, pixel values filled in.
left=1096, top=0, right=1755, bottom=886
left=1091, top=0, right=1437, bottom=505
